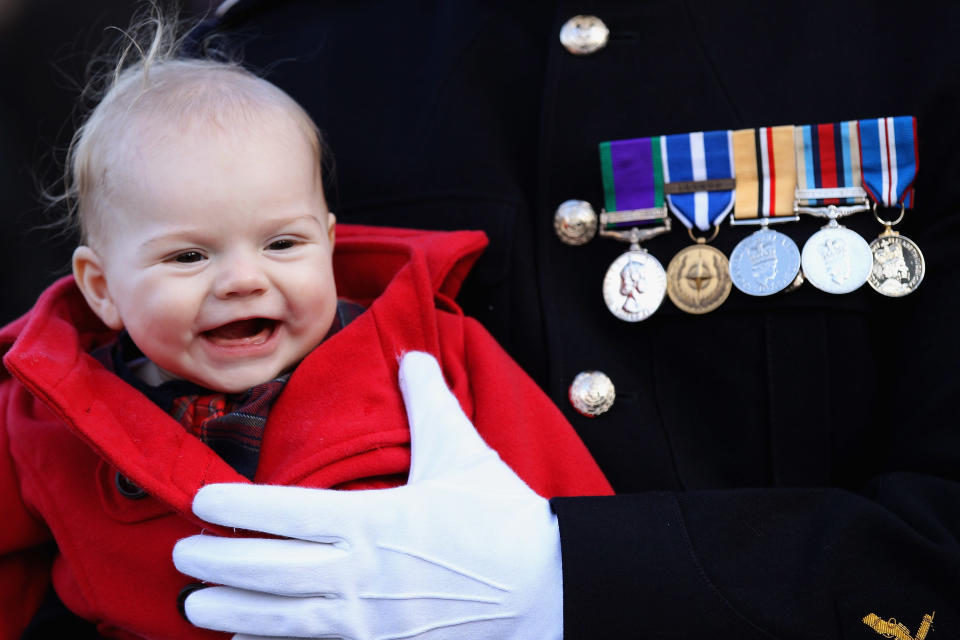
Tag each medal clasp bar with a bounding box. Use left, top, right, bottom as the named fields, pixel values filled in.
left=599, top=206, right=668, bottom=229
left=729, top=215, right=800, bottom=227
left=794, top=199, right=871, bottom=219
left=599, top=215, right=672, bottom=247
left=794, top=186, right=870, bottom=218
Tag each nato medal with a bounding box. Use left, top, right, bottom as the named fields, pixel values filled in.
left=666, top=242, right=731, bottom=314
left=603, top=249, right=667, bottom=322
left=729, top=227, right=801, bottom=296
left=800, top=222, right=872, bottom=294
left=869, top=229, right=925, bottom=297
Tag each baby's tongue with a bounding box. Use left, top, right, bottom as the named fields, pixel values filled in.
left=206, top=319, right=269, bottom=345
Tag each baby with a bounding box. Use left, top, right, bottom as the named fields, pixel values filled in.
left=0, top=9, right=610, bottom=639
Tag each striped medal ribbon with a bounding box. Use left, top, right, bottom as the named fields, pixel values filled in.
left=596, top=137, right=672, bottom=322
left=794, top=121, right=868, bottom=207
left=598, top=137, right=669, bottom=229
left=728, top=126, right=801, bottom=296
left=858, top=116, right=918, bottom=208
left=796, top=121, right=872, bottom=294
left=661, top=130, right=736, bottom=231
left=858, top=116, right=924, bottom=297
left=660, top=131, right=734, bottom=313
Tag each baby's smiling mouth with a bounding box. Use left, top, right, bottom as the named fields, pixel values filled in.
left=203, top=318, right=277, bottom=346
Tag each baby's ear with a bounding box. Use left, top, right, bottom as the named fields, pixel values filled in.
left=72, top=246, right=123, bottom=330
left=327, top=212, right=336, bottom=245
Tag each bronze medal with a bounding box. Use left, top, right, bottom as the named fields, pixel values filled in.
left=666, top=242, right=732, bottom=314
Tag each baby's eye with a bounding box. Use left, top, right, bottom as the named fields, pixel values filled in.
left=173, top=251, right=205, bottom=264
left=267, top=239, right=297, bottom=251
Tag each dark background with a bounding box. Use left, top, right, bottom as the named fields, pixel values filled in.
left=0, top=0, right=214, bottom=326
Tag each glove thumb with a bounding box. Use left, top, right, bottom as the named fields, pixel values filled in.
left=398, top=351, right=500, bottom=484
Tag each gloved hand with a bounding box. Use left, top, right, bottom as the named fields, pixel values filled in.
left=173, top=351, right=563, bottom=640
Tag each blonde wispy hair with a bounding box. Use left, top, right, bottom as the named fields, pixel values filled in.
left=54, top=2, right=324, bottom=246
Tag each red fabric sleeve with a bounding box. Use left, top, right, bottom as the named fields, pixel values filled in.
left=438, top=313, right=612, bottom=498
left=0, top=382, right=54, bottom=639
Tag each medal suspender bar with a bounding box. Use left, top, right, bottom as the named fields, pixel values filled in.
left=660, top=131, right=734, bottom=313
left=794, top=121, right=874, bottom=294
left=859, top=116, right=925, bottom=296
left=728, top=125, right=802, bottom=296
left=597, top=137, right=672, bottom=322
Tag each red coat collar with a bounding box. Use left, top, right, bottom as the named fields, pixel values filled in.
left=1, top=226, right=488, bottom=520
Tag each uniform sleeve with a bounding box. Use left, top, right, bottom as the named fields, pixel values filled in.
left=440, top=314, right=612, bottom=498
left=552, top=212, right=960, bottom=638
left=0, top=380, right=55, bottom=639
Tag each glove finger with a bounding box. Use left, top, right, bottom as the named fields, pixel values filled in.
left=398, top=351, right=499, bottom=484
left=174, top=535, right=346, bottom=596
left=185, top=586, right=355, bottom=638
left=191, top=482, right=393, bottom=540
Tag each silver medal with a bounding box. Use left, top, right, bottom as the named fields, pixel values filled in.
left=729, top=227, right=801, bottom=296
left=800, top=222, right=872, bottom=294
left=602, top=249, right=667, bottom=322
left=868, top=232, right=925, bottom=297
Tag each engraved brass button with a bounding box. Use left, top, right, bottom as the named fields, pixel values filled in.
left=554, top=199, right=598, bottom=245
left=559, top=15, right=609, bottom=56
left=569, top=371, right=615, bottom=417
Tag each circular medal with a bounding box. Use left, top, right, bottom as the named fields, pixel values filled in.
left=868, top=232, right=925, bottom=297
left=602, top=249, right=667, bottom=322
left=666, top=244, right=731, bottom=314
left=800, top=226, right=872, bottom=294
left=728, top=228, right=801, bottom=296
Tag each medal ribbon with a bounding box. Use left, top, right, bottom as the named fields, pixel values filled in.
left=794, top=121, right=864, bottom=205
left=598, top=137, right=666, bottom=229
left=732, top=125, right=797, bottom=219
left=661, top=130, right=735, bottom=231
left=857, top=116, right=918, bottom=208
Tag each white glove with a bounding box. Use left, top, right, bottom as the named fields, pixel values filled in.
left=173, top=351, right=563, bottom=640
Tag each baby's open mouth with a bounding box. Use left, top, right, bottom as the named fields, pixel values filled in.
left=203, top=318, right=277, bottom=346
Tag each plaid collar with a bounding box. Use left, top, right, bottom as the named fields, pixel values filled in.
left=94, top=300, right=365, bottom=480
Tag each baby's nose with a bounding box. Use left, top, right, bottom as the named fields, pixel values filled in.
left=214, top=256, right=268, bottom=298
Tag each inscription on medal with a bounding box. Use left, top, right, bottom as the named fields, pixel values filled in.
left=800, top=226, right=872, bottom=294
left=868, top=233, right=925, bottom=297
left=602, top=250, right=667, bottom=322
left=729, top=228, right=801, bottom=296
left=666, top=244, right=731, bottom=314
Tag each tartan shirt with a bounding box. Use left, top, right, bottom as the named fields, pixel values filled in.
left=96, top=300, right=365, bottom=480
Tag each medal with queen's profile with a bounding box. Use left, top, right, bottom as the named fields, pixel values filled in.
left=868, top=230, right=925, bottom=297
left=800, top=223, right=872, bottom=294
left=729, top=228, right=801, bottom=296
left=602, top=249, right=667, bottom=322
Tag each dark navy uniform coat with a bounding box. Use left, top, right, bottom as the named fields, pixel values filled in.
left=191, top=2, right=959, bottom=637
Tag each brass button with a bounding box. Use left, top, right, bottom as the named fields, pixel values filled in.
left=554, top=199, right=598, bottom=245
left=569, top=371, right=615, bottom=417
left=559, top=15, right=609, bottom=56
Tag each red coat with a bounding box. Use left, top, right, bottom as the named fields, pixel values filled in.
left=0, top=225, right=612, bottom=639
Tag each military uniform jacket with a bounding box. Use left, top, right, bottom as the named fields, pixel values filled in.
left=0, top=225, right=612, bottom=639
left=205, top=1, right=960, bottom=637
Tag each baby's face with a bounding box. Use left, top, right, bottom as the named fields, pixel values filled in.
left=76, top=112, right=337, bottom=393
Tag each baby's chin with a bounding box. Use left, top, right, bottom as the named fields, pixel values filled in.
left=180, top=363, right=296, bottom=394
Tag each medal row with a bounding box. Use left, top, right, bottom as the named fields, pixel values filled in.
left=555, top=116, right=923, bottom=321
